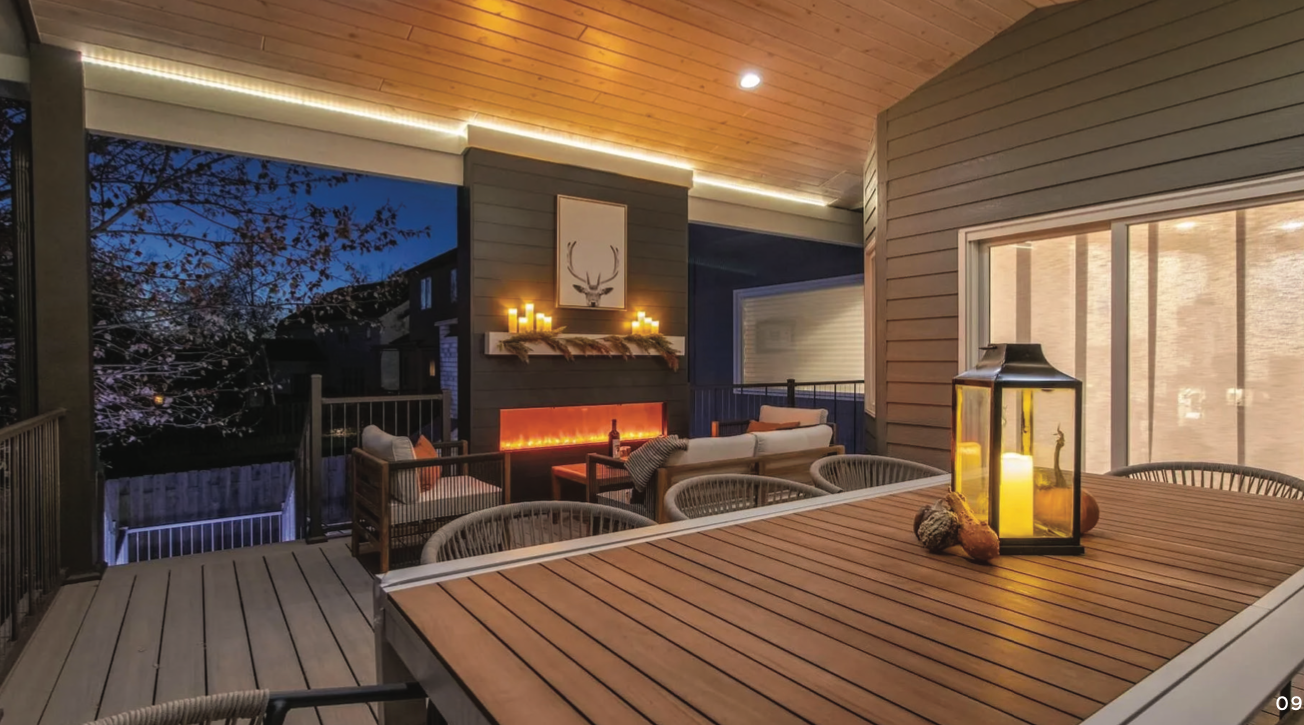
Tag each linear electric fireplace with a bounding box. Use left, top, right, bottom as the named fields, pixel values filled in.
left=500, top=403, right=666, bottom=451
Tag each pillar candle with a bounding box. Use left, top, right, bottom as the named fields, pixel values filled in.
left=518, top=317, right=529, bottom=333
left=632, top=320, right=641, bottom=334
left=998, top=452, right=1035, bottom=538
left=650, top=320, right=660, bottom=334
left=543, top=316, right=552, bottom=332
left=637, top=310, right=645, bottom=322
left=524, top=303, right=534, bottom=330
left=536, top=313, right=545, bottom=332
left=508, top=309, right=518, bottom=333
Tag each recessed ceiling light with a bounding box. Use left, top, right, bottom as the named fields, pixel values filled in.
left=1282, top=221, right=1304, bottom=231
left=1175, top=221, right=1198, bottom=230
left=739, top=72, right=762, bottom=89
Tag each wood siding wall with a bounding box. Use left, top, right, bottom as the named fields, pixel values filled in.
left=461, top=149, right=690, bottom=466
left=875, top=0, right=1304, bottom=469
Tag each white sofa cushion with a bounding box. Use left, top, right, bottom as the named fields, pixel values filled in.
left=664, top=433, right=757, bottom=467
left=759, top=405, right=827, bottom=427
left=753, top=424, right=833, bottom=456
left=361, top=425, right=419, bottom=503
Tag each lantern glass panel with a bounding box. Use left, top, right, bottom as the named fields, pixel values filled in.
left=954, top=384, right=992, bottom=523
left=999, top=387, right=1077, bottom=539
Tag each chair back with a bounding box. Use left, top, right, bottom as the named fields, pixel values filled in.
left=421, top=501, right=656, bottom=563
left=1106, top=461, right=1304, bottom=500
left=811, top=454, right=946, bottom=493
left=664, top=474, right=828, bottom=521
left=83, top=690, right=269, bottom=725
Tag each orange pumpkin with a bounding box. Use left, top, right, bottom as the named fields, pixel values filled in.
left=1032, top=487, right=1100, bottom=534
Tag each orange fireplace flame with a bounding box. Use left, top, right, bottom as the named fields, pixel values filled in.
left=500, top=403, right=665, bottom=451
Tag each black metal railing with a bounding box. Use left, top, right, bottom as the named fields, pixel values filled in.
left=690, top=379, right=866, bottom=453
left=0, top=408, right=64, bottom=680
left=296, top=374, right=451, bottom=541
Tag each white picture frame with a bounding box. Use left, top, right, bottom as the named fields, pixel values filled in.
left=556, top=195, right=628, bottom=310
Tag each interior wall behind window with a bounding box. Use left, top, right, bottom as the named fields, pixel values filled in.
left=738, top=277, right=864, bottom=384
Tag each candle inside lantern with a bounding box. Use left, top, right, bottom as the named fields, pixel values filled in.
left=536, top=313, right=545, bottom=332
left=508, top=308, right=519, bottom=333
left=524, top=303, right=535, bottom=330
left=518, top=316, right=529, bottom=332
left=999, top=452, right=1035, bottom=538
left=543, top=316, right=552, bottom=332
left=650, top=319, right=660, bottom=334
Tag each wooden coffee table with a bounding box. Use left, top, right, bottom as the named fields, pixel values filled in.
left=550, top=461, right=632, bottom=502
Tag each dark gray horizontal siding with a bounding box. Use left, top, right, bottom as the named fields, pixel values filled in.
left=874, top=0, right=1304, bottom=465
left=464, top=149, right=689, bottom=473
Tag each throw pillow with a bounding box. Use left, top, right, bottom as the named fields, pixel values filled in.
left=413, top=435, right=443, bottom=493
left=746, top=420, right=800, bottom=433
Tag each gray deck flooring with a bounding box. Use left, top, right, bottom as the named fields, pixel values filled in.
left=0, top=540, right=377, bottom=725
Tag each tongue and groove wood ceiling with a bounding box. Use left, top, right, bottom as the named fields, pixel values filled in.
left=29, top=0, right=1075, bottom=205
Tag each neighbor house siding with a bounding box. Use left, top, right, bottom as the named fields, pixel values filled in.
left=875, top=0, right=1304, bottom=470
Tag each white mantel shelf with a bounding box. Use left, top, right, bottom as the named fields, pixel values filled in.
left=484, top=332, right=686, bottom=357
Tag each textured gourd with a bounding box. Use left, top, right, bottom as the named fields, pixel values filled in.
left=917, top=510, right=961, bottom=552
left=945, top=491, right=1001, bottom=562
left=913, top=500, right=949, bottom=539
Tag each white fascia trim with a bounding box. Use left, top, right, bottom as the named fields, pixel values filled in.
left=0, top=52, right=27, bottom=83
left=689, top=195, right=862, bottom=246
left=86, top=90, right=464, bottom=187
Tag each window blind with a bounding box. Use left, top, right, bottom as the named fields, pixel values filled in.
left=739, top=281, right=864, bottom=384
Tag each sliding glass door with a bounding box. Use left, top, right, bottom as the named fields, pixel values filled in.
left=976, top=196, right=1304, bottom=477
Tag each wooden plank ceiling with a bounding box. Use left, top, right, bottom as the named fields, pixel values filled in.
left=31, top=0, right=1075, bottom=206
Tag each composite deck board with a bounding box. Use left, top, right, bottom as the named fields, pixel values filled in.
left=0, top=582, right=97, bottom=724
left=98, top=567, right=170, bottom=718
left=324, top=542, right=374, bottom=620
left=387, top=473, right=1304, bottom=724
left=0, top=540, right=376, bottom=725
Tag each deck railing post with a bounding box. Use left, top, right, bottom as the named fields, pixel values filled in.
left=307, top=374, right=326, bottom=543
left=786, top=379, right=797, bottom=408
left=441, top=389, right=453, bottom=442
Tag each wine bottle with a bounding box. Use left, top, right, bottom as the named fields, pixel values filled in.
left=608, top=418, right=621, bottom=458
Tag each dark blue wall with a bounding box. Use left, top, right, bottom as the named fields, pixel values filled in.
left=688, top=224, right=864, bottom=386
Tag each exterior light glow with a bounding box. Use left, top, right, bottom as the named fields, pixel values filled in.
left=82, top=55, right=466, bottom=137
left=469, top=119, right=692, bottom=170
left=1175, top=221, right=1198, bottom=230
left=694, top=176, right=830, bottom=206
left=739, top=72, right=762, bottom=89
left=1282, top=221, right=1304, bottom=231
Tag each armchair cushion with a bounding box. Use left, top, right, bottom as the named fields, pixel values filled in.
left=664, top=433, right=758, bottom=468
left=413, top=435, right=443, bottom=491
left=759, top=405, right=827, bottom=427
left=754, top=424, right=833, bottom=455
left=361, top=425, right=419, bottom=503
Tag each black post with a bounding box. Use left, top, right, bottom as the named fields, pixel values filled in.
left=11, top=118, right=35, bottom=421
left=306, top=374, right=325, bottom=543
left=441, top=389, right=453, bottom=443
left=785, top=379, right=797, bottom=408
left=31, top=45, right=100, bottom=580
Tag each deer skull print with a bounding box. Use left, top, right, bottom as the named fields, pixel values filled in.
left=566, top=241, right=621, bottom=307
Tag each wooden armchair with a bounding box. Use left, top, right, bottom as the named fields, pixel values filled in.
left=352, top=442, right=511, bottom=573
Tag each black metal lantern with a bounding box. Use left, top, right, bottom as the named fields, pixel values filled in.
left=953, top=343, right=1084, bottom=555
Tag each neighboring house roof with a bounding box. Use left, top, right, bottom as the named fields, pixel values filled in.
left=406, top=249, right=456, bottom=277
left=262, top=338, right=327, bottom=362
left=276, top=276, right=407, bottom=331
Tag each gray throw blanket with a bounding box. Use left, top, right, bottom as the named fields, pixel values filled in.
left=625, top=435, right=689, bottom=504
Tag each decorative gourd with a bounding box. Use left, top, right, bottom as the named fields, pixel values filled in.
left=945, top=490, right=1001, bottom=562
left=1080, top=490, right=1100, bottom=534
left=917, top=510, right=961, bottom=552
left=913, top=500, right=950, bottom=540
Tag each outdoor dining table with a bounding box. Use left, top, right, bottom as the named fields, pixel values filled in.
left=374, top=471, right=1304, bottom=725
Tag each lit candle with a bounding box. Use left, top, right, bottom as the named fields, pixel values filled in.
left=999, top=452, right=1035, bottom=538
left=518, top=316, right=529, bottom=332
left=637, top=311, right=645, bottom=323
left=536, top=313, right=545, bottom=332
left=543, top=316, right=552, bottom=332
left=524, top=303, right=534, bottom=330
left=650, top=319, right=659, bottom=334
left=508, top=308, right=518, bottom=333
left=632, top=320, right=641, bottom=334
left=956, top=441, right=986, bottom=521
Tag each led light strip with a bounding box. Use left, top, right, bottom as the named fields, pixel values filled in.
left=83, top=55, right=466, bottom=137
left=84, top=54, right=833, bottom=207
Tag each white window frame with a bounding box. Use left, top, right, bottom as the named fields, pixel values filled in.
left=958, top=169, right=1304, bottom=471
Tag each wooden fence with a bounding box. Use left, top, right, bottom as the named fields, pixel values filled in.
left=106, top=461, right=294, bottom=529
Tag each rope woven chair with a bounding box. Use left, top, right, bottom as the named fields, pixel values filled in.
left=80, top=682, right=427, bottom=725
left=421, top=501, right=657, bottom=564
left=1106, top=461, right=1304, bottom=500
left=664, top=474, right=828, bottom=522
left=810, top=454, right=946, bottom=493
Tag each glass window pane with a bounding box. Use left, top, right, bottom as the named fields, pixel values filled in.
left=999, top=387, right=1077, bottom=539
left=987, top=232, right=1110, bottom=473
left=739, top=280, right=864, bottom=383
left=955, top=384, right=991, bottom=523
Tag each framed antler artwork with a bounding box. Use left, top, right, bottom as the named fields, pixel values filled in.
left=556, top=195, right=627, bottom=310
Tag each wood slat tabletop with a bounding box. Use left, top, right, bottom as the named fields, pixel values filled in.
left=388, top=473, right=1304, bottom=725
